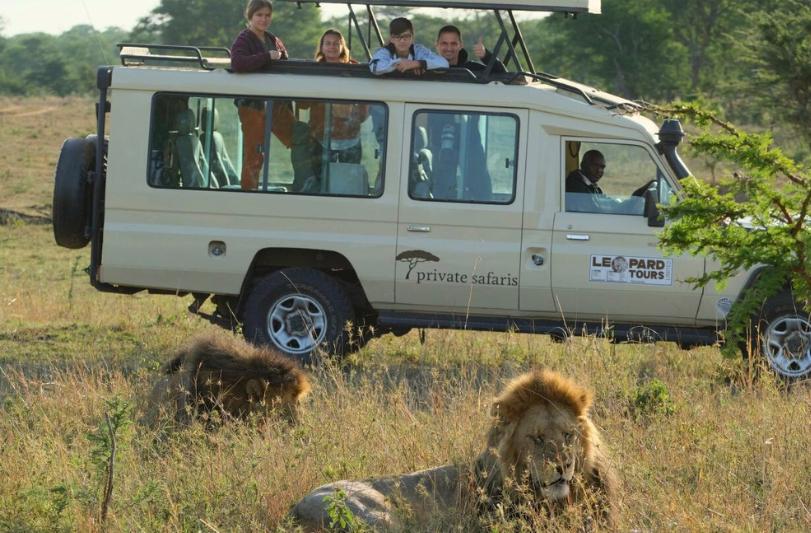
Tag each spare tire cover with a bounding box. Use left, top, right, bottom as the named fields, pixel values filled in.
left=52, top=137, right=95, bottom=249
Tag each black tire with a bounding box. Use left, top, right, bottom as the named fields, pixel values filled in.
left=745, top=291, right=811, bottom=381
left=243, top=268, right=354, bottom=365
left=53, top=137, right=95, bottom=249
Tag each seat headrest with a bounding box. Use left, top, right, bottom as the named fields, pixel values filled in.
left=174, top=109, right=197, bottom=135
left=200, top=107, right=220, bottom=132
left=415, top=126, right=428, bottom=151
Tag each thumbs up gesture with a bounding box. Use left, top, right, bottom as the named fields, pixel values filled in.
left=473, top=36, right=486, bottom=60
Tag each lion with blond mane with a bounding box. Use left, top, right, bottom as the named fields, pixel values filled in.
left=292, top=369, right=617, bottom=529
left=144, top=331, right=311, bottom=425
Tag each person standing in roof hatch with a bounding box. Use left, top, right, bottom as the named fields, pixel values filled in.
left=370, top=17, right=448, bottom=76
left=230, top=0, right=292, bottom=190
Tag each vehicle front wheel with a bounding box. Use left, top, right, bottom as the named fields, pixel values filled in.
left=243, top=268, right=354, bottom=365
left=750, top=293, right=811, bottom=381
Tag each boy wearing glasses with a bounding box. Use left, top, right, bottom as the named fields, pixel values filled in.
left=370, top=17, right=449, bottom=75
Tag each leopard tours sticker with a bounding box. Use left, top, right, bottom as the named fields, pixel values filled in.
left=589, top=255, right=672, bottom=285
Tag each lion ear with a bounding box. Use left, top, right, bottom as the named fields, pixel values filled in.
left=245, top=379, right=265, bottom=399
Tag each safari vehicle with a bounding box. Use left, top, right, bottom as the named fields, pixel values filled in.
left=52, top=0, right=811, bottom=379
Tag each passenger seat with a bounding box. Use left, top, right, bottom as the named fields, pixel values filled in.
left=200, top=108, right=239, bottom=187
left=173, top=109, right=214, bottom=188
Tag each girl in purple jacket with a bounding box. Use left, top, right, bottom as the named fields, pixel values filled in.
left=231, top=0, right=290, bottom=190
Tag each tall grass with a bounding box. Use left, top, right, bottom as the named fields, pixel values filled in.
left=2, top=97, right=811, bottom=531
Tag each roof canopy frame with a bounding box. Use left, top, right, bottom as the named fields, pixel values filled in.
left=301, top=0, right=599, bottom=13
left=337, top=3, right=538, bottom=74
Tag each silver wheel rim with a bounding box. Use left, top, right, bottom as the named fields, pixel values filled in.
left=267, top=293, right=327, bottom=355
left=762, top=314, right=811, bottom=378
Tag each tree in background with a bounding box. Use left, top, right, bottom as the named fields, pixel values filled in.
left=534, top=0, right=689, bottom=100
left=662, top=0, right=742, bottom=96
left=741, top=0, right=811, bottom=148
left=0, top=17, right=8, bottom=92
left=0, top=26, right=127, bottom=95
left=0, top=34, right=69, bottom=95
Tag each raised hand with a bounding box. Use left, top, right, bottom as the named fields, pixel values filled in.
left=473, top=36, right=486, bottom=60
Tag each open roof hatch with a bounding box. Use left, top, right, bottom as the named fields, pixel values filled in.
left=117, top=1, right=613, bottom=106
left=309, top=0, right=600, bottom=77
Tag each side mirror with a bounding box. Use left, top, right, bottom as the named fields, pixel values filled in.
left=644, top=189, right=665, bottom=227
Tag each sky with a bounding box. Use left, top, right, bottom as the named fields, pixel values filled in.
left=0, top=0, right=348, bottom=36
left=0, top=0, right=544, bottom=36
left=1, top=0, right=158, bottom=35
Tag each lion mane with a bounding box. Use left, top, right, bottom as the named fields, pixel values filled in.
left=144, top=331, right=310, bottom=425
left=474, top=369, right=618, bottom=523
left=292, top=369, right=617, bottom=529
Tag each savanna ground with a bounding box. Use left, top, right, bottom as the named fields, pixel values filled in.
left=1, top=96, right=810, bottom=532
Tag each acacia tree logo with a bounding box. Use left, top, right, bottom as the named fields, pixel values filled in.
left=396, top=250, right=440, bottom=279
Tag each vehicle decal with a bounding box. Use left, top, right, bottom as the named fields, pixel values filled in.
left=589, top=255, right=672, bottom=285
left=396, top=250, right=440, bottom=280
left=396, top=249, right=517, bottom=286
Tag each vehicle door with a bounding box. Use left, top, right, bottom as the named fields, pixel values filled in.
left=394, top=105, right=527, bottom=311
left=550, top=139, right=705, bottom=324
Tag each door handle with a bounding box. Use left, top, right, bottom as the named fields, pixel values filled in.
left=566, top=234, right=590, bottom=241
left=407, top=224, right=431, bottom=233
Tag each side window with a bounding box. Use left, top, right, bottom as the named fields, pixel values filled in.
left=564, top=141, right=666, bottom=215
left=148, top=93, right=386, bottom=197
left=409, top=110, right=518, bottom=204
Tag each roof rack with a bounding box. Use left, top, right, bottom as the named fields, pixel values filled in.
left=511, top=72, right=594, bottom=104
left=297, top=0, right=600, bottom=13
left=510, top=71, right=641, bottom=110
left=117, top=43, right=231, bottom=70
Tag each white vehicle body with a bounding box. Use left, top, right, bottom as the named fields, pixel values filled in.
left=52, top=0, right=809, bottom=379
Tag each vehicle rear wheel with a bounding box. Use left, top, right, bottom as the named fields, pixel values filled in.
left=52, top=137, right=96, bottom=248
left=748, top=292, right=811, bottom=381
left=243, top=268, right=354, bottom=365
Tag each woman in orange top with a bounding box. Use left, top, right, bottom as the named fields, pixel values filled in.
left=301, top=30, right=369, bottom=166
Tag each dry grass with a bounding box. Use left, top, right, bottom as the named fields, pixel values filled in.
left=2, top=96, right=811, bottom=531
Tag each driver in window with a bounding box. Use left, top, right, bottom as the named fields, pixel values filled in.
left=566, top=149, right=606, bottom=195
left=565, top=150, right=653, bottom=213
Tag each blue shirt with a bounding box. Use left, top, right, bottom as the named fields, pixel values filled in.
left=369, top=43, right=449, bottom=75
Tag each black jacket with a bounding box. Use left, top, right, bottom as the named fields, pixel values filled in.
left=566, top=170, right=604, bottom=195
left=456, top=48, right=506, bottom=75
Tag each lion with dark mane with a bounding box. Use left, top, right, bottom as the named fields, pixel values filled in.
left=144, top=331, right=311, bottom=425
left=292, top=369, right=617, bottom=529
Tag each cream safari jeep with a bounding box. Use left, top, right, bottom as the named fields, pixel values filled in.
left=52, top=0, right=811, bottom=378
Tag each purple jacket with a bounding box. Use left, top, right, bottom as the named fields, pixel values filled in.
left=230, top=28, right=288, bottom=72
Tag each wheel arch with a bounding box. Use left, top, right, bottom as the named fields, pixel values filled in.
left=234, top=247, right=374, bottom=320
left=731, top=266, right=793, bottom=317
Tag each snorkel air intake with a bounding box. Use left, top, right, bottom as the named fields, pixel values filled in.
left=657, top=119, right=689, bottom=179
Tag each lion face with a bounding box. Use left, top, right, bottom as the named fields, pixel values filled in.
left=478, top=369, right=614, bottom=514
left=509, top=403, right=584, bottom=502
left=217, top=378, right=304, bottom=422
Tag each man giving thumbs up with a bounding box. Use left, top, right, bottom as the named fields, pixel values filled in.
left=435, top=25, right=506, bottom=75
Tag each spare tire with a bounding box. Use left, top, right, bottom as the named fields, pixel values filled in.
left=53, top=137, right=95, bottom=249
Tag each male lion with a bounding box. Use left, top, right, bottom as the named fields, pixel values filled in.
left=292, top=369, right=617, bottom=529
left=144, top=331, right=311, bottom=425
